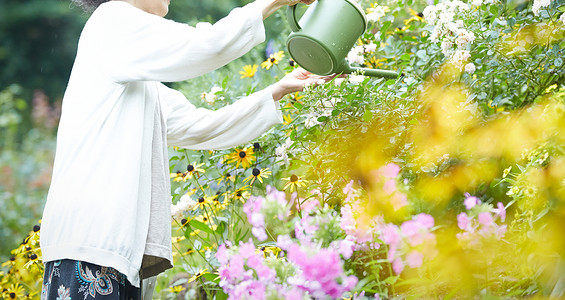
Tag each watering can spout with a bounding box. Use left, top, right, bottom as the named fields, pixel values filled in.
left=342, top=64, right=400, bottom=79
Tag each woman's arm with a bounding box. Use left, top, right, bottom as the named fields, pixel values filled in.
left=96, top=1, right=267, bottom=83
left=257, top=0, right=316, bottom=20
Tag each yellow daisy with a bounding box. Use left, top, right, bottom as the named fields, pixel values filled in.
left=283, top=174, right=308, bottom=192
left=217, top=172, right=236, bottom=185
left=183, top=162, right=205, bottom=180
left=240, top=64, right=258, bottom=78
left=169, top=285, right=185, bottom=294
left=261, top=50, right=285, bottom=70
left=227, top=147, right=256, bottom=169
left=243, top=168, right=272, bottom=185
left=187, top=268, right=209, bottom=283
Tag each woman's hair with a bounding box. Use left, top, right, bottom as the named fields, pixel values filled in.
left=71, top=0, right=110, bottom=13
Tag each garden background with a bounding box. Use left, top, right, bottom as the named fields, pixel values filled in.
left=1, top=0, right=565, bottom=298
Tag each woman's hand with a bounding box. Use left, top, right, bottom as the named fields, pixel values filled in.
left=271, top=68, right=338, bottom=101
left=259, top=0, right=315, bottom=20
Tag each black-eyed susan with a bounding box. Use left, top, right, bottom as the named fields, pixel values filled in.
left=194, top=196, right=210, bottom=210
left=289, top=58, right=296, bottom=67
left=169, top=285, right=185, bottom=294
left=170, top=171, right=185, bottom=182
left=261, top=50, right=285, bottom=70
left=283, top=174, right=308, bottom=192
left=232, top=186, right=250, bottom=203
left=187, top=268, right=209, bottom=283
left=183, top=163, right=205, bottom=180
left=3, top=283, right=25, bottom=300
left=404, top=8, right=424, bottom=26
left=253, top=142, right=262, bottom=153
left=217, top=172, right=236, bottom=185
left=227, top=147, right=256, bottom=169
left=194, top=214, right=211, bottom=224
left=239, top=64, right=258, bottom=78
left=243, top=168, right=272, bottom=185
left=172, top=236, right=186, bottom=244
left=181, top=247, right=196, bottom=256
left=258, top=245, right=282, bottom=258
left=22, top=251, right=41, bottom=269
left=283, top=114, right=293, bottom=125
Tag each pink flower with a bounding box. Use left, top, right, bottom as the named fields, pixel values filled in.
left=380, top=224, right=401, bottom=247
left=392, top=257, right=404, bottom=274
left=477, top=212, right=494, bottom=226
left=380, top=163, right=400, bottom=178
left=383, top=179, right=397, bottom=194
left=406, top=250, right=423, bottom=268
left=464, top=195, right=480, bottom=210
left=216, top=243, right=230, bottom=265
left=414, top=213, right=435, bottom=229
left=390, top=192, right=408, bottom=211
left=457, top=212, right=472, bottom=231
left=493, top=202, right=506, bottom=222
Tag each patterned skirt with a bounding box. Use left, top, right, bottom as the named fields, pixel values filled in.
left=41, top=259, right=141, bottom=300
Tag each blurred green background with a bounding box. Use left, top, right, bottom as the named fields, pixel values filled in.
left=0, top=0, right=290, bottom=262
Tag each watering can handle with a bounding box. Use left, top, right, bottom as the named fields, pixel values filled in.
left=287, top=4, right=301, bottom=32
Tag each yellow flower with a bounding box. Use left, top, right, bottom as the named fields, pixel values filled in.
left=227, top=147, right=256, bottom=169
left=240, top=64, right=258, bottom=78
left=169, top=285, right=185, bottom=294
left=233, top=186, right=251, bottom=203
left=170, top=171, right=185, bottom=182
left=258, top=245, right=282, bottom=258
left=283, top=174, right=308, bottom=192
left=194, top=196, right=211, bottom=210
left=22, top=250, right=42, bottom=270
left=243, top=168, right=272, bottom=185
left=183, top=162, right=206, bottom=180
left=404, top=7, right=423, bottom=25
left=283, top=114, right=293, bottom=125
left=187, top=268, right=209, bottom=283
left=3, top=283, right=26, bottom=300
left=261, top=50, right=285, bottom=70
left=217, top=172, right=236, bottom=185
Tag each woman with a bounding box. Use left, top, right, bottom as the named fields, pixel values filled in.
left=39, top=0, right=328, bottom=298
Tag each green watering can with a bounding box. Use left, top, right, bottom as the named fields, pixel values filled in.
left=286, top=0, right=399, bottom=78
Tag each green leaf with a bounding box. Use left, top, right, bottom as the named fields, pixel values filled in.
left=555, top=57, right=563, bottom=67
left=216, top=290, right=228, bottom=300
left=189, top=219, right=214, bottom=234
left=202, top=273, right=219, bottom=282
left=183, top=226, right=192, bottom=239
left=384, top=275, right=399, bottom=285
left=293, top=102, right=303, bottom=109
left=363, top=109, right=373, bottom=122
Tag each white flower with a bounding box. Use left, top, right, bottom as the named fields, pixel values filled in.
left=334, top=78, right=346, bottom=86
left=464, top=62, right=476, bottom=73
left=441, top=40, right=454, bottom=55
left=472, top=0, right=482, bottom=6
left=451, top=50, right=471, bottom=69
left=347, top=46, right=365, bottom=65
left=349, top=74, right=365, bottom=85
left=366, top=5, right=389, bottom=22
left=171, top=194, right=196, bottom=219
left=455, top=29, right=475, bottom=49
left=560, top=13, right=565, bottom=25
left=532, top=0, right=551, bottom=17
left=423, top=6, right=438, bottom=25
left=304, top=113, right=321, bottom=128
left=210, top=86, right=222, bottom=94
left=364, top=43, right=377, bottom=52
left=275, top=137, right=293, bottom=163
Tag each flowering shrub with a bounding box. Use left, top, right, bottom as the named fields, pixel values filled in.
left=2, top=0, right=565, bottom=298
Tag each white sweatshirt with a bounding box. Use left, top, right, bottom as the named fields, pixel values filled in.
left=40, top=0, right=282, bottom=287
